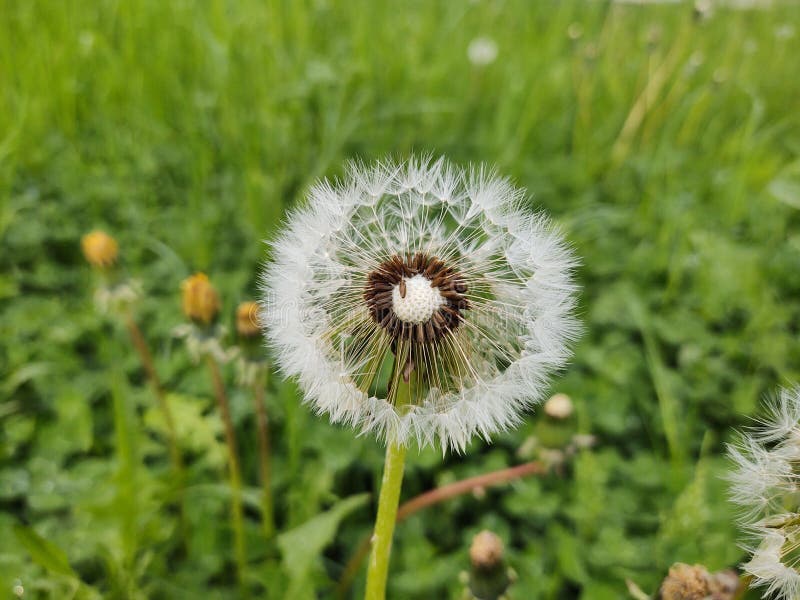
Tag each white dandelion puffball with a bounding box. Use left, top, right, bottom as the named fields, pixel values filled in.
left=259, top=156, right=579, bottom=451
left=467, top=37, right=498, bottom=66
left=727, top=386, right=800, bottom=600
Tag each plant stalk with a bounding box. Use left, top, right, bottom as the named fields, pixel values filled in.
left=124, top=313, right=186, bottom=537
left=206, top=356, right=247, bottom=589
left=363, top=361, right=414, bottom=600
left=252, top=372, right=275, bottom=539
left=125, top=315, right=183, bottom=475
left=364, top=441, right=407, bottom=600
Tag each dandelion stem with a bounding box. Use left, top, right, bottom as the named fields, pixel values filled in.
left=364, top=441, right=407, bottom=600
left=206, top=356, right=247, bottom=589
left=252, top=371, right=275, bottom=539
left=123, top=313, right=186, bottom=534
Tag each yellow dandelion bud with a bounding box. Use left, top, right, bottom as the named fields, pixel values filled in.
left=181, top=273, right=220, bottom=324
left=236, top=301, right=261, bottom=338
left=81, top=230, right=118, bottom=268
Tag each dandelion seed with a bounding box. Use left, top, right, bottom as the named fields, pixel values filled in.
left=467, top=37, right=498, bottom=66
left=727, top=386, right=800, bottom=600
left=260, top=156, right=579, bottom=451
left=92, top=279, right=142, bottom=314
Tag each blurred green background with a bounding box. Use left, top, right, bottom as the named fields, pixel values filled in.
left=2, top=0, right=800, bottom=598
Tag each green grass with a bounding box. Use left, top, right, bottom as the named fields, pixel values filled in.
left=2, top=0, right=800, bottom=598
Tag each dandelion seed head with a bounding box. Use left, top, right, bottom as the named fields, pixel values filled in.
left=728, top=386, right=800, bottom=599
left=467, top=37, right=498, bottom=66
left=260, top=156, right=579, bottom=451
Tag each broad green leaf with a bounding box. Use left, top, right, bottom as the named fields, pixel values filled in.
left=143, top=392, right=225, bottom=468
left=552, top=524, right=589, bottom=585
left=13, top=524, right=76, bottom=578
left=3, top=362, right=52, bottom=396
left=35, top=389, right=93, bottom=460
left=277, top=493, right=369, bottom=600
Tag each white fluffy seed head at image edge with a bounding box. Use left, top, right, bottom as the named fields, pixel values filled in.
left=728, top=386, right=800, bottom=600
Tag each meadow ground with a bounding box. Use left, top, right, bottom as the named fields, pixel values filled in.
left=1, top=1, right=800, bottom=598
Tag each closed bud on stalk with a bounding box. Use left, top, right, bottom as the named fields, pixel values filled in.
left=544, top=393, right=573, bottom=420
left=467, top=531, right=511, bottom=600
left=236, top=301, right=261, bottom=338
left=181, top=273, right=220, bottom=325
left=81, top=230, right=118, bottom=268
left=658, top=563, right=738, bottom=600
left=470, top=531, right=504, bottom=571
left=659, top=564, right=711, bottom=600
left=537, top=392, right=577, bottom=449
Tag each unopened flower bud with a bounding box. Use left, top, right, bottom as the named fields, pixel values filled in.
left=236, top=301, right=261, bottom=338
left=181, top=273, right=220, bottom=324
left=81, top=230, right=118, bottom=268
left=470, top=531, right=504, bottom=571
left=468, top=531, right=511, bottom=600
left=659, top=563, right=712, bottom=600
left=544, top=393, right=573, bottom=419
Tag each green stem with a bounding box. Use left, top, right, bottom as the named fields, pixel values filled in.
left=124, top=314, right=182, bottom=475
left=206, top=357, right=247, bottom=592
left=365, top=369, right=411, bottom=600
left=365, top=441, right=407, bottom=600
